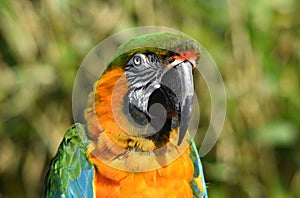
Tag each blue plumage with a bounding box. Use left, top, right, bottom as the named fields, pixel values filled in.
left=190, top=140, right=208, bottom=198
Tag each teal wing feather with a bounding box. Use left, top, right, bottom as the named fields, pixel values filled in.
left=44, top=123, right=94, bottom=198
left=190, top=140, right=208, bottom=198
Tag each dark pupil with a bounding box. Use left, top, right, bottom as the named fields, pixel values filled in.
left=134, top=56, right=141, bottom=65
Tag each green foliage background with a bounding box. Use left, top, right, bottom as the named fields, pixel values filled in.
left=0, top=0, right=299, bottom=197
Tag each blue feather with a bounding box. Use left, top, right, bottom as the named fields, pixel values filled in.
left=190, top=140, right=208, bottom=198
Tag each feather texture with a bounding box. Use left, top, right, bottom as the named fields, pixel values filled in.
left=44, top=123, right=94, bottom=198
left=190, top=140, right=208, bottom=198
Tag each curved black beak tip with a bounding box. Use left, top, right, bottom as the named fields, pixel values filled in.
left=177, top=95, right=193, bottom=146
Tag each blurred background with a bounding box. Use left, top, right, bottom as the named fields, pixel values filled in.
left=0, top=0, right=299, bottom=197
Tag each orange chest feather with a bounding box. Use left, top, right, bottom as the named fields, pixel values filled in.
left=88, top=148, right=194, bottom=198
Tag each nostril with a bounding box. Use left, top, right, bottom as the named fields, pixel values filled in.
left=168, top=56, right=176, bottom=64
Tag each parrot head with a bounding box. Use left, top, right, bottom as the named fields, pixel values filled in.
left=85, top=32, right=200, bottom=162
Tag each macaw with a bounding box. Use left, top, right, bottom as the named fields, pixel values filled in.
left=44, top=32, right=208, bottom=198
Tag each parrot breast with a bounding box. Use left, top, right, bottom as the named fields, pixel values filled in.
left=88, top=148, right=194, bottom=198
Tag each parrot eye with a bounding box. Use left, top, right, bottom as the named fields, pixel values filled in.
left=133, top=55, right=142, bottom=66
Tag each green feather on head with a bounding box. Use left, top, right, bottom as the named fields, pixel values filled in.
left=107, top=32, right=201, bottom=70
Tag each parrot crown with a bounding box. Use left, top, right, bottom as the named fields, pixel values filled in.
left=107, top=32, right=201, bottom=70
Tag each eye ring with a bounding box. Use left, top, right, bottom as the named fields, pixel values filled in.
left=133, top=55, right=142, bottom=66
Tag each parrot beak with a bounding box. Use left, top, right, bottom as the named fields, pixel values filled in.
left=160, top=58, right=194, bottom=146
left=176, top=61, right=194, bottom=146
